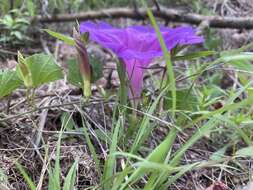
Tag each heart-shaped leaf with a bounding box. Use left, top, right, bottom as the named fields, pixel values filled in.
left=0, top=70, right=22, bottom=98
left=16, top=53, right=63, bottom=88
left=90, top=55, right=103, bottom=82
left=66, top=58, right=83, bottom=88
left=66, top=56, right=103, bottom=88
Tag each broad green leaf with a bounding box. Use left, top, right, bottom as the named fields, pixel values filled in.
left=0, top=70, right=22, bottom=98
left=44, top=29, right=75, bottom=45
left=17, top=53, right=63, bottom=88
left=66, top=58, right=83, bottom=88
left=89, top=55, right=103, bottom=82
left=66, top=57, right=103, bottom=88
left=236, top=146, right=253, bottom=158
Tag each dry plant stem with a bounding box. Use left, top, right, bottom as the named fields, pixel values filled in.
left=34, top=6, right=253, bottom=29
left=36, top=145, right=50, bottom=190
left=0, top=99, right=112, bottom=123
left=34, top=99, right=51, bottom=148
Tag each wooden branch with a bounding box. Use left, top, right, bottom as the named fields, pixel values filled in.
left=33, top=6, right=253, bottom=29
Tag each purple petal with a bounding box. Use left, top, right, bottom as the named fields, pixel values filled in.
left=79, top=21, right=204, bottom=97
left=125, top=59, right=150, bottom=98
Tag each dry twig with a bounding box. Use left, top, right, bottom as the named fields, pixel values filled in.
left=33, top=6, right=253, bottom=29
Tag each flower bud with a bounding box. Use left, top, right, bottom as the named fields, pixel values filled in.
left=73, top=28, right=91, bottom=98
left=17, top=51, right=32, bottom=87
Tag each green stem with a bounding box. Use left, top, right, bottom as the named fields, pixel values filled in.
left=143, top=2, right=176, bottom=118
left=116, top=60, right=128, bottom=106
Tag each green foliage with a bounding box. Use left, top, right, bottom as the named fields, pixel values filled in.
left=63, top=159, right=79, bottom=190
left=67, top=58, right=83, bottom=88
left=15, top=162, right=36, bottom=190
left=16, top=53, right=63, bottom=88
left=164, top=89, right=199, bottom=111
left=0, top=70, right=22, bottom=98
left=0, top=9, right=30, bottom=45
left=26, top=0, right=36, bottom=17
left=66, top=57, right=103, bottom=88
left=236, top=146, right=253, bottom=158
left=173, top=50, right=215, bottom=61
left=0, top=168, right=8, bottom=186
left=44, top=29, right=75, bottom=45
left=48, top=114, right=78, bottom=190
left=145, top=2, right=176, bottom=118
left=204, top=28, right=222, bottom=50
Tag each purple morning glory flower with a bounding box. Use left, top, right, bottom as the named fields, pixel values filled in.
left=80, top=21, right=203, bottom=98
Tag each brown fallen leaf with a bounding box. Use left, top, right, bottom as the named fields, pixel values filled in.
left=206, top=181, right=228, bottom=190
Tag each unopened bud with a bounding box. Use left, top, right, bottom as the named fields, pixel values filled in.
left=73, top=28, right=91, bottom=98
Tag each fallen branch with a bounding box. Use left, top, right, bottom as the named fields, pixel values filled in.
left=33, top=6, right=253, bottom=29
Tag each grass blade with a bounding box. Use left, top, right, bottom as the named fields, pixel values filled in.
left=15, top=162, right=36, bottom=190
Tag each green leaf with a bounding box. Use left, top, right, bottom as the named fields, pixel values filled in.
left=173, top=51, right=215, bottom=61
left=17, top=53, right=63, bottom=88
left=17, top=51, right=32, bottom=87
left=228, top=60, right=253, bottom=73
left=210, top=145, right=228, bottom=161
left=103, top=116, right=123, bottom=190
left=66, top=57, right=102, bottom=88
left=61, top=112, right=75, bottom=131
left=44, top=29, right=75, bottom=45
left=12, top=31, right=22, bottom=40
left=89, top=55, right=103, bottom=82
left=63, top=159, right=78, bottom=190
left=120, top=128, right=178, bottom=190
left=164, top=89, right=199, bottom=111
left=0, top=70, right=22, bottom=98
left=144, top=2, right=176, bottom=118
left=221, top=52, right=253, bottom=62
left=26, top=0, right=36, bottom=16
left=66, top=58, right=83, bottom=88
left=221, top=52, right=253, bottom=75
left=236, top=146, right=253, bottom=158
left=82, top=118, right=101, bottom=177
left=15, top=162, right=36, bottom=190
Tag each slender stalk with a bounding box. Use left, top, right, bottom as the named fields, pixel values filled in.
left=143, top=1, right=177, bottom=118
left=116, top=60, right=128, bottom=106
